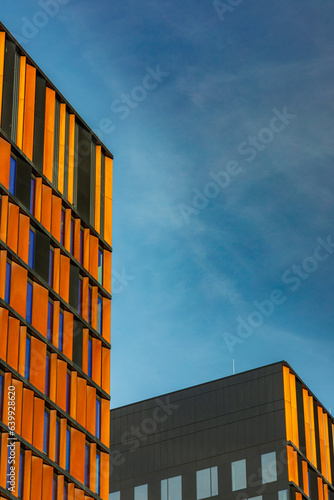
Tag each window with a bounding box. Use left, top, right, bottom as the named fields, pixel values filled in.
left=53, top=476, right=57, bottom=500
left=47, top=302, right=53, bottom=342
left=5, top=261, right=11, bottom=303
left=65, top=428, right=70, bottom=471
left=278, top=490, right=288, bottom=500
left=88, top=337, right=92, bottom=378
left=96, top=398, right=101, bottom=440
left=66, top=372, right=71, bottom=414
left=88, top=286, right=92, bottom=324
left=45, top=352, right=50, bottom=396
left=59, top=311, right=64, bottom=351
left=135, top=484, right=148, bottom=500
left=18, top=450, right=24, bottom=498
left=49, top=248, right=54, bottom=287
left=25, top=336, right=31, bottom=380
left=110, top=493, right=120, bottom=500
left=79, top=228, right=84, bottom=264
left=70, top=218, right=74, bottom=254
left=78, top=277, right=83, bottom=315
left=197, top=467, right=218, bottom=499
left=85, top=443, right=90, bottom=487
left=64, top=483, right=68, bottom=500
left=261, top=452, right=277, bottom=484
left=28, top=229, right=35, bottom=268
left=231, top=459, right=246, bottom=491
left=96, top=451, right=100, bottom=495
left=26, top=282, right=33, bottom=323
left=161, top=476, right=182, bottom=500
left=43, top=410, right=49, bottom=454
left=9, top=157, right=16, bottom=194
left=97, top=296, right=102, bottom=335
left=98, top=248, right=103, bottom=284
left=55, top=419, right=60, bottom=463
left=30, top=177, right=36, bottom=214
left=60, top=208, right=65, bottom=246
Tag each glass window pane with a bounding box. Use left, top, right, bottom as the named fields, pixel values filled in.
left=9, top=157, right=16, bottom=194
left=96, top=399, right=101, bottom=439
left=110, top=493, right=120, bottom=500
left=66, top=429, right=70, bottom=471
left=49, top=249, right=54, bottom=287
left=5, top=262, right=11, bottom=303
left=134, top=484, right=148, bottom=500
left=88, top=338, right=92, bottom=377
left=45, top=353, right=50, bottom=395
left=98, top=249, right=103, bottom=284
left=197, top=468, right=211, bottom=499
left=232, top=459, right=247, bottom=491
left=30, top=178, right=35, bottom=214
left=85, top=444, right=90, bottom=487
left=47, top=302, right=53, bottom=341
left=59, top=312, right=64, bottom=351
left=211, top=466, right=218, bottom=496
left=161, top=479, right=168, bottom=500
left=28, top=229, right=35, bottom=268
left=96, top=452, right=100, bottom=494
left=261, top=452, right=277, bottom=484
left=25, top=337, right=31, bottom=379
left=43, top=411, right=49, bottom=454
left=168, top=476, right=182, bottom=500
left=97, top=297, right=102, bottom=334
left=278, top=490, right=288, bottom=500
left=26, top=282, right=33, bottom=323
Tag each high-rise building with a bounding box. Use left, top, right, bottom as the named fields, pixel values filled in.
left=110, top=361, right=334, bottom=500
left=0, top=22, right=112, bottom=500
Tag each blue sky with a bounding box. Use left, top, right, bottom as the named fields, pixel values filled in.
left=3, top=0, right=334, bottom=412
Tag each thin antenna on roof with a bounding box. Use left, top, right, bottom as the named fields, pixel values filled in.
left=233, top=359, right=235, bottom=375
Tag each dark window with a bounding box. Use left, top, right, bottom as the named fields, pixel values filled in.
left=98, top=248, right=103, bottom=284
left=66, top=428, right=70, bottom=472
left=28, top=229, right=35, bottom=268
left=85, top=443, right=90, bottom=487
left=79, top=228, right=84, bottom=264
left=30, top=177, right=36, bottom=214
left=26, top=282, right=33, bottom=323
left=96, top=451, right=100, bottom=495
left=15, top=158, right=32, bottom=209
left=5, top=261, right=11, bottom=303
left=34, top=229, right=50, bottom=283
left=25, top=337, right=31, bottom=380
left=97, top=296, right=103, bottom=335
left=70, top=219, right=74, bottom=254
left=47, top=302, right=53, bottom=341
left=9, top=157, right=16, bottom=194
left=60, top=209, right=65, bottom=246
left=43, top=410, right=49, bottom=454
left=53, top=476, right=57, bottom=500
left=96, top=399, right=101, bottom=440
left=69, top=263, right=79, bottom=310
left=18, top=450, right=24, bottom=498
left=55, top=420, right=60, bottom=463
left=78, top=278, right=83, bottom=315
left=59, top=311, right=64, bottom=351
left=49, top=249, right=54, bottom=287
left=88, top=338, right=92, bottom=378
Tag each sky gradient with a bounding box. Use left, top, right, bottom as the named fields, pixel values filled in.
left=2, top=0, right=334, bottom=412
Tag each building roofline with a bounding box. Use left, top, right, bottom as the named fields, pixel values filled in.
left=0, top=20, right=114, bottom=160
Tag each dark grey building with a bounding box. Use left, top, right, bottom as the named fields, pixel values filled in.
left=110, top=361, right=334, bottom=500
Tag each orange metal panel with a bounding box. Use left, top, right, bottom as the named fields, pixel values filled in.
left=58, top=103, right=66, bottom=194
left=83, top=228, right=90, bottom=271
left=296, top=493, right=302, bottom=500
left=41, top=183, right=52, bottom=232
left=73, top=218, right=81, bottom=262
left=0, top=196, right=8, bottom=243
left=51, top=194, right=62, bottom=241
left=22, top=388, right=34, bottom=442
left=82, top=277, right=89, bottom=322
left=303, top=388, right=311, bottom=461
left=7, top=202, right=19, bottom=252
left=95, top=145, right=101, bottom=232
left=2, top=372, right=11, bottom=426
left=101, top=397, right=110, bottom=447
left=293, top=450, right=299, bottom=486
left=287, top=445, right=294, bottom=482
left=57, top=475, right=64, bottom=499
left=0, top=306, right=8, bottom=361
left=49, top=353, right=57, bottom=402
left=64, top=208, right=71, bottom=251
left=318, top=478, right=324, bottom=500
left=0, top=138, right=11, bottom=189
left=68, top=114, right=75, bottom=204
left=103, top=249, right=111, bottom=294
left=100, top=451, right=109, bottom=500
left=12, top=441, right=20, bottom=496
left=323, top=412, right=332, bottom=484
left=70, top=427, right=85, bottom=483
left=29, top=336, right=47, bottom=392
left=18, top=325, right=27, bottom=376
left=17, top=56, right=27, bottom=149
left=289, top=373, right=299, bottom=448
left=33, top=397, right=45, bottom=452
left=0, top=32, right=5, bottom=125
left=59, top=418, right=67, bottom=469
left=91, top=286, right=98, bottom=330
left=89, top=234, right=98, bottom=280
left=7, top=316, right=20, bottom=371
left=101, top=347, right=110, bottom=394
left=12, top=378, right=23, bottom=436
left=43, top=87, right=56, bottom=182
left=68, top=483, right=75, bottom=500
left=76, top=377, right=87, bottom=428
left=35, top=177, right=42, bottom=221
left=31, top=456, right=43, bottom=499
left=41, top=464, right=53, bottom=500
left=302, top=461, right=309, bottom=496
left=53, top=248, right=60, bottom=294
left=18, top=213, right=30, bottom=263
left=82, top=328, right=89, bottom=374
left=56, top=359, right=67, bottom=411
left=74, top=489, right=85, bottom=500
left=89, top=442, right=96, bottom=495
left=0, top=432, right=8, bottom=488
left=102, top=297, right=111, bottom=343
left=10, top=261, right=27, bottom=317
left=23, top=64, right=36, bottom=161
left=23, top=449, right=32, bottom=500
left=70, top=370, right=77, bottom=420
left=324, top=483, right=329, bottom=500
left=32, top=281, right=49, bottom=337
left=104, top=156, right=113, bottom=246
left=92, top=337, right=102, bottom=385
left=49, top=409, right=57, bottom=462
left=52, top=301, right=60, bottom=349
left=309, top=396, right=317, bottom=468
left=86, top=385, right=96, bottom=435
left=60, top=254, right=70, bottom=302
left=63, top=310, right=73, bottom=360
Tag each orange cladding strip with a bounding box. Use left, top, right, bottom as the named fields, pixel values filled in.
left=74, top=489, right=85, bottom=500
left=57, top=475, right=64, bottom=499
left=41, top=464, right=53, bottom=500
left=31, top=456, right=43, bottom=499
left=29, top=336, right=47, bottom=393
left=0, top=432, right=8, bottom=488
left=23, top=450, right=32, bottom=500
left=290, top=373, right=299, bottom=448
left=21, top=388, right=34, bottom=442
left=10, top=261, right=28, bottom=318
left=32, top=397, right=45, bottom=452
left=53, top=301, right=60, bottom=349
left=283, top=365, right=292, bottom=442
left=70, top=427, right=85, bottom=484
left=92, top=337, right=102, bottom=385
left=318, top=405, right=326, bottom=478
left=89, top=443, right=96, bottom=494
left=0, top=306, right=9, bottom=360
left=70, top=370, right=77, bottom=420
left=43, top=87, right=56, bottom=182
left=104, top=156, right=113, bottom=245
left=18, top=213, right=30, bottom=263
left=3, top=373, right=11, bottom=426
left=12, top=379, right=23, bottom=435
left=82, top=277, right=89, bottom=322
left=318, top=477, right=324, bottom=500
left=7, top=316, right=20, bottom=371
left=302, top=461, right=309, bottom=496
left=76, top=377, right=87, bottom=428
left=309, top=395, right=317, bottom=468
left=63, top=310, right=73, bottom=360
left=0, top=251, right=6, bottom=300
left=68, top=114, right=75, bottom=204
left=89, top=234, right=98, bottom=280
left=64, top=208, right=71, bottom=251
left=86, top=384, right=96, bottom=435
left=59, top=418, right=67, bottom=469
left=100, top=452, right=109, bottom=500
left=95, top=146, right=101, bottom=232
left=323, top=412, right=332, bottom=484
left=31, top=281, right=49, bottom=337
left=102, top=297, right=111, bottom=343
left=103, top=249, right=111, bottom=294
left=101, top=398, right=110, bottom=447
left=58, top=102, right=66, bottom=193
left=0, top=137, right=11, bottom=189
left=0, top=32, right=5, bottom=124
left=49, top=410, right=57, bottom=462
left=83, top=228, right=90, bottom=271
left=7, top=202, right=19, bottom=252
left=18, top=325, right=27, bottom=376
left=91, top=286, right=98, bottom=329
left=74, top=218, right=81, bottom=261
left=49, top=353, right=57, bottom=402
left=82, top=328, right=89, bottom=373
left=16, top=56, right=26, bottom=149
left=101, top=347, right=110, bottom=394
left=0, top=196, right=8, bottom=243
left=53, top=248, right=60, bottom=294
left=23, top=64, right=36, bottom=160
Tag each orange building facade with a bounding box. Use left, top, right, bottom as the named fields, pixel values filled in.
left=0, top=23, right=112, bottom=500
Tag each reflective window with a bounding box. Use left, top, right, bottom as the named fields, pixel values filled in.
left=53, top=476, right=57, bottom=500
left=278, top=490, right=288, bottom=500
left=85, top=443, right=90, bottom=487
left=60, top=208, right=65, bottom=246
left=5, top=261, right=11, bottom=303
left=55, top=420, right=60, bottom=463
left=88, top=337, right=92, bottom=378
left=98, top=248, right=103, bottom=284
left=197, top=466, right=218, bottom=499
left=135, top=484, right=148, bottom=500
left=43, top=410, right=49, bottom=454
left=45, top=352, right=50, bottom=396
left=25, top=337, right=31, bottom=380
left=28, top=229, right=35, bottom=268
left=261, top=452, right=277, bottom=484
left=97, top=296, right=103, bottom=334
left=65, top=428, right=70, bottom=471
left=30, top=177, right=36, bottom=215
left=96, top=399, right=101, bottom=440
left=9, top=157, right=16, bottom=194
left=231, top=459, right=246, bottom=491
left=47, top=302, right=53, bottom=342
left=26, top=282, right=33, bottom=323
left=96, top=451, right=100, bottom=494
left=79, top=228, right=84, bottom=264
left=110, top=493, right=120, bottom=500
left=161, top=476, right=182, bottom=500
left=59, top=311, right=64, bottom=351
